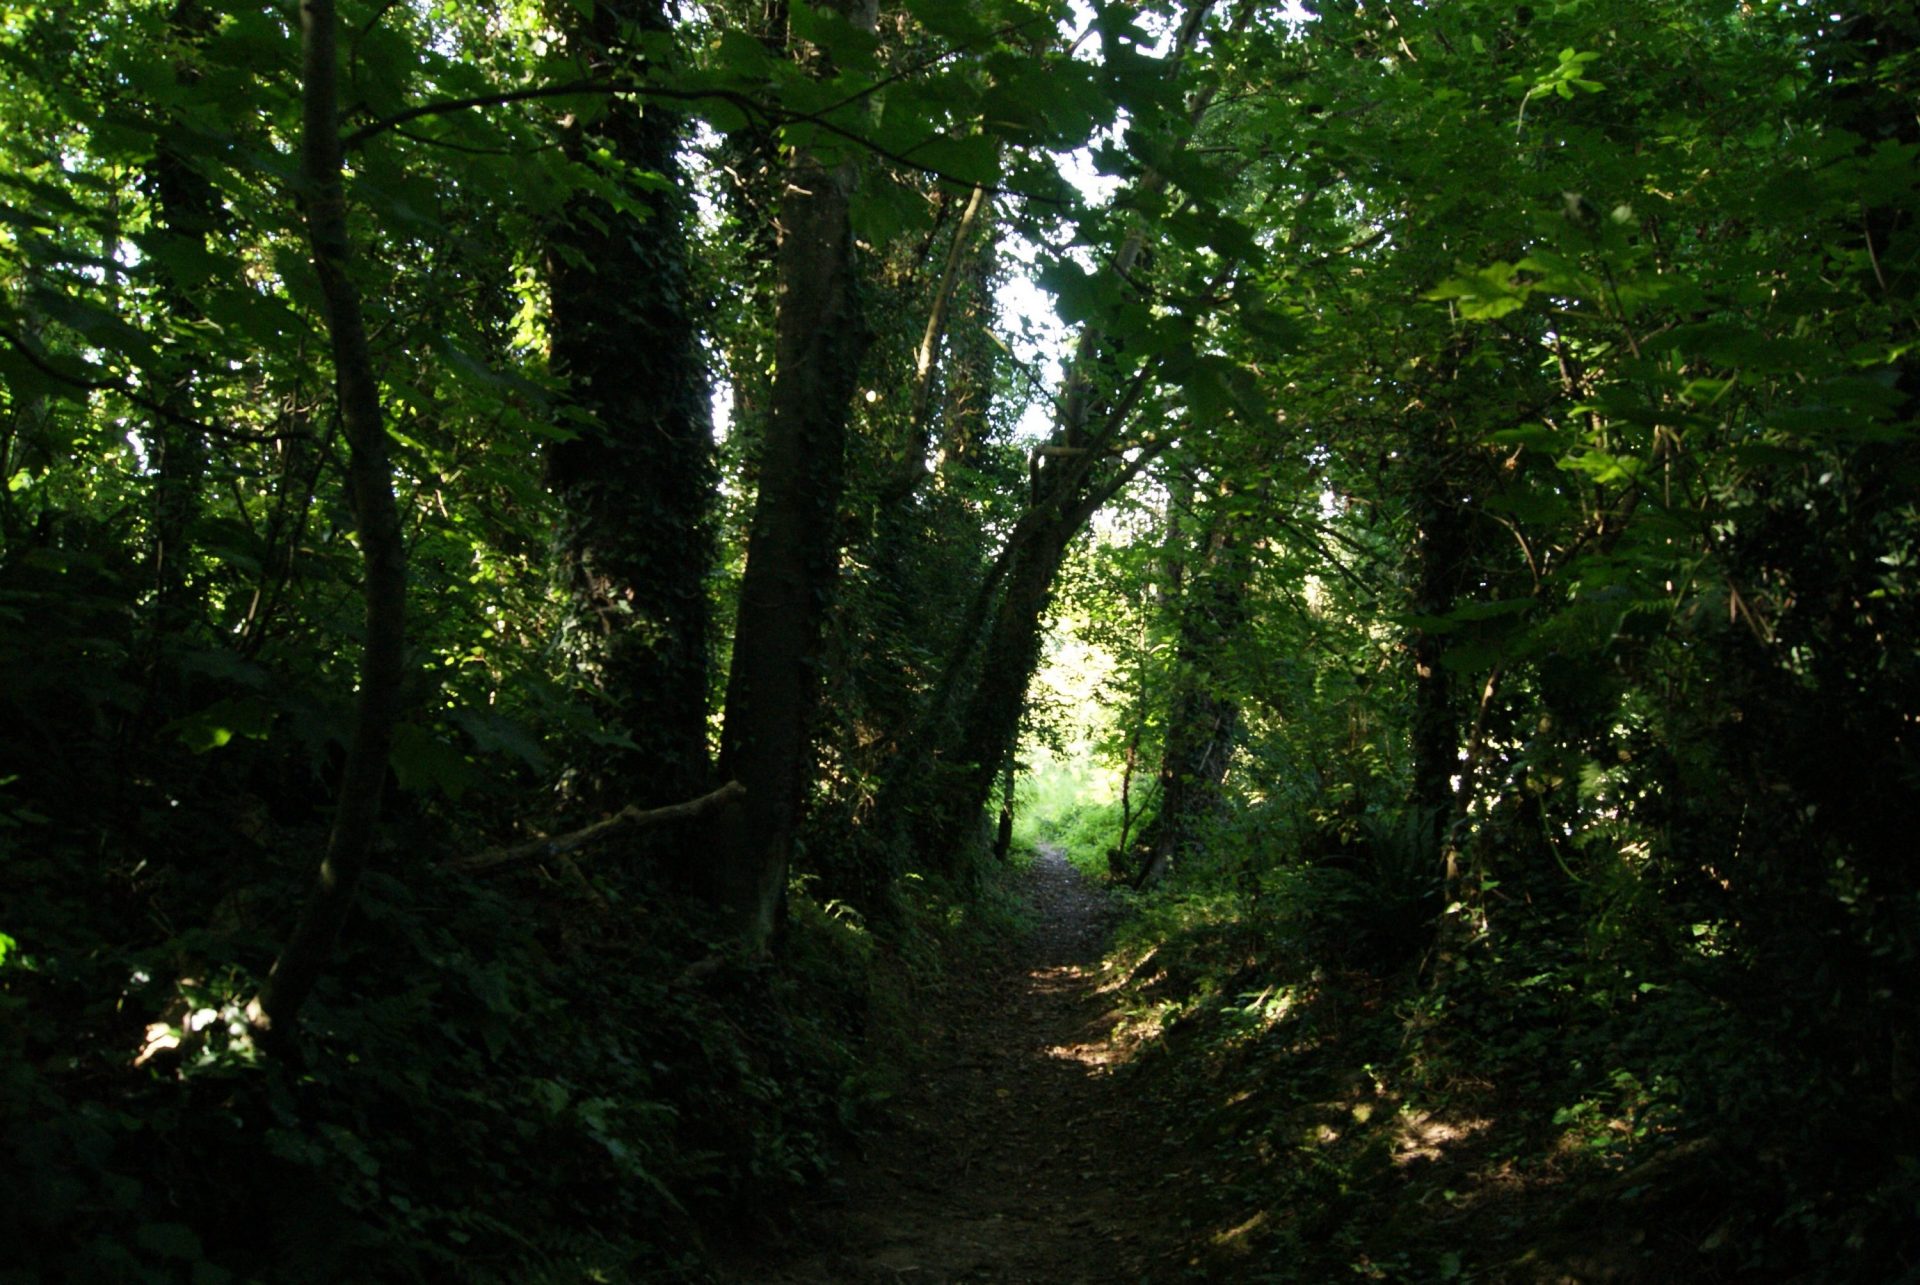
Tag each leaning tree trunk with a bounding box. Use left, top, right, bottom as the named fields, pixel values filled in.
left=546, top=0, right=715, bottom=815
left=880, top=0, right=1221, bottom=872
left=1137, top=504, right=1248, bottom=888
left=248, top=0, right=407, bottom=1042
left=900, top=231, right=1172, bottom=869
left=934, top=511, right=1078, bottom=855
left=714, top=0, right=877, bottom=949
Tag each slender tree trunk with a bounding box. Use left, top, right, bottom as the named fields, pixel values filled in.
left=1406, top=415, right=1462, bottom=860
left=880, top=224, right=1157, bottom=865
left=816, top=201, right=1001, bottom=913
left=881, top=367, right=1162, bottom=870
left=936, top=217, right=997, bottom=468
left=547, top=0, right=715, bottom=814
left=992, top=741, right=1017, bottom=862
left=715, top=0, right=877, bottom=948
left=249, top=0, right=407, bottom=1041
left=884, top=183, right=988, bottom=504
left=937, top=516, right=1076, bottom=850
left=901, top=255, right=1172, bottom=867
left=711, top=0, right=788, bottom=485
left=145, top=0, right=216, bottom=642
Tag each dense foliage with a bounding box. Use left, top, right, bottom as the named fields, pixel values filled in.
left=2, top=0, right=1914, bottom=1279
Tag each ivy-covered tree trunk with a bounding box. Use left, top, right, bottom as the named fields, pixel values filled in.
left=546, top=0, right=715, bottom=814
left=715, top=0, right=877, bottom=948
left=1137, top=506, right=1247, bottom=888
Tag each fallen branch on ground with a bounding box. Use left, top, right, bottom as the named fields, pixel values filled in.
left=443, top=780, right=747, bottom=875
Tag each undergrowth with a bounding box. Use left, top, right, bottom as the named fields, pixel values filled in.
left=1096, top=809, right=1920, bottom=1283
left=0, top=789, right=993, bottom=1283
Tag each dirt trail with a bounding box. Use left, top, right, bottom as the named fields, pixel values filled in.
left=735, top=846, right=1192, bottom=1283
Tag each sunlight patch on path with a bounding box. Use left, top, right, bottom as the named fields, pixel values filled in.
left=1045, top=1036, right=1123, bottom=1071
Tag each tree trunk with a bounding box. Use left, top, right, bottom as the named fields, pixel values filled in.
left=880, top=1, right=1220, bottom=870
left=547, top=0, right=715, bottom=815
left=709, top=0, right=788, bottom=486
left=1136, top=497, right=1247, bottom=888
left=248, top=0, right=408, bottom=1042
left=145, top=0, right=217, bottom=643
left=884, top=183, right=988, bottom=504
left=992, top=745, right=1016, bottom=862
left=937, top=515, right=1077, bottom=854
left=1406, top=415, right=1463, bottom=861
left=714, top=0, right=877, bottom=949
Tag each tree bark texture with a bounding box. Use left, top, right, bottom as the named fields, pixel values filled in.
left=547, top=0, right=716, bottom=813
left=249, top=0, right=408, bottom=1040
left=715, top=0, right=877, bottom=948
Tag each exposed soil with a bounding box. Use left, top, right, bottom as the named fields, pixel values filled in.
left=731, top=847, right=1195, bottom=1283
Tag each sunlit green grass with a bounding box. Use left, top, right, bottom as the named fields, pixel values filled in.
left=1011, top=744, right=1132, bottom=879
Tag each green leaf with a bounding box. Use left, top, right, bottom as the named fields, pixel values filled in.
left=912, top=0, right=994, bottom=41
left=787, top=2, right=880, bottom=71
left=532, top=1077, right=571, bottom=1115
left=1424, top=262, right=1534, bottom=319
left=709, top=30, right=779, bottom=83
left=1559, top=448, right=1648, bottom=485
left=448, top=707, right=550, bottom=774
left=1037, top=257, right=1119, bottom=325
left=27, top=289, right=162, bottom=370
left=1478, top=592, right=1570, bottom=632
left=851, top=175, right=932, bottom=248
left=168, top=698, right=276, bottom=754
left=907, top=134, right=1000, bottom=186
left=389, top=723, right=480, bottom=799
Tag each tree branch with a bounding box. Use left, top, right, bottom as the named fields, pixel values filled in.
left=341, top=79, right=1069, bottom=205
left=341, top=78, right=606, bottom=149
left=442, top=780, right=747, bottom=875
left=0, top=324, right=308, bottom=444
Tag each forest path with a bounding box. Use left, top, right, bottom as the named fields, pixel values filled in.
left=732, top=845, right=1192, bottom=1283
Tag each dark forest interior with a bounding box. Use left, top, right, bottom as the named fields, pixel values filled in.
left=2, top=1, right=1916, bottom=1280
